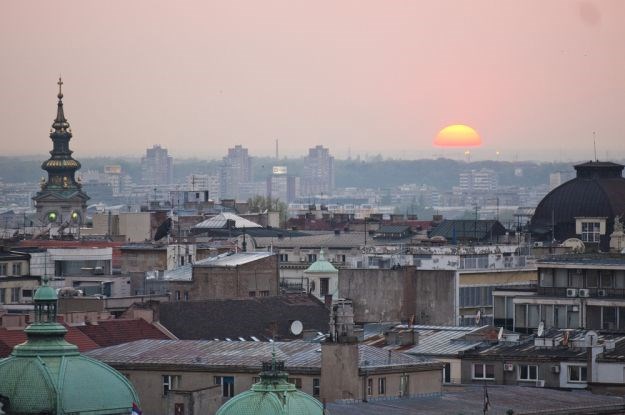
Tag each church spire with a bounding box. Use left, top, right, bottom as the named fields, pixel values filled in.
left=52, top=76, right=70, bottom=132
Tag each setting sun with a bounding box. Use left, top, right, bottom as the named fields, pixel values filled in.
left=434, top=124, right=482, bottom=147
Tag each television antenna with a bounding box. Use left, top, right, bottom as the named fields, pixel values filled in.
left=290, top=320, right=303, bottom=336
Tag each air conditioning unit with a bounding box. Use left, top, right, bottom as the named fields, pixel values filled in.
left=598, top=289, right=607, bottom=297
left=535, top=380, right=545, bottom=388
left=504, top=363, right=514, bottom=372
left=578, top=289, right=590, bottom=298
left=551, top=365, right=560, bottom=374
left=566, top=288, right=578, bottom=298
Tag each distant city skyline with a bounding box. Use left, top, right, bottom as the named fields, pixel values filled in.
left=2, top=1, right=624, bottom=162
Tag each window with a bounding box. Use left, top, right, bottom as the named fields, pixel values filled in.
left=22, top=289, right=33, bottom=298
left=367, top=378, right=373, bottom=395
left=399, top=374, right=409, bottom=397
left=601, top=271, right=614, bottom=288
left=279, top=254, right=288, bottom=262
left=581, top=222, right=601, bottom=242
left=378, top=377, right=386, bottom=395
left=10, top=288, right=20, bottom=303
left=473, top=363, right=495, bottom=380
left=320, top=278, right=329, bottom=296
left=586, top=270, right=599, bottom=288
left=175, top=291, right=181, bottom=301
left=259, top=290, right=270, bottom=297
left=568, top=365, right=587, bottom=383
left=312, top=378, right=320, bottom=397
left=248, top=291, right=256, bottom=297
left=184, top=291, right=189, bottom=301
left=162, top=375, right=180, bottom=395
left=443, top=362, right=451, bottom=384
left=0, top=264, right=7, bottom=275
left=12, top=263, right=22, bottom=276
left=0, top=288, right=5, bottom=304
left=214, top=376, right=234, bottom=397
left=518, top=364, right=538, bottom=381
left=308, top=254, right=317, bottom=263
left=540, top=269, right=553, bottom=287
left=288, top=378, right=302, bottom=389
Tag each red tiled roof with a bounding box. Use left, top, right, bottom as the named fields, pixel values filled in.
left=0, top=324, right=99, bottom=358
left=76, top=319, right=170, bottom=348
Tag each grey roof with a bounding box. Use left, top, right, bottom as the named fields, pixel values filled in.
left=160, top=252, right=274, bottom=281
left=326, top=385, right=625, bottom=415
left=85, top=339, right=437, bottom=371
left=158, top=295, right=330, bottom=341
left=194, top=251, right=273, bottom=267
left=193, top=212, right=262, bottom=229
left=468, top=329, right=624, bottom=361
left=365, top=325, right=485, bottom=357
left=430, top=219, right=507, bottom=240
left=253, top=232, right=384, bottom=249
left=538, top=254, right=625, bottom=267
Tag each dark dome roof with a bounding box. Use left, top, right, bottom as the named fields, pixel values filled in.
left=530, top=161, right=625, bottom=243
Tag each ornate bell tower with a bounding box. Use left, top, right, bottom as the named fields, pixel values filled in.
left=32, top=78, right=89, bottom=227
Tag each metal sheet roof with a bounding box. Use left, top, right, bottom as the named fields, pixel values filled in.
left=85, top=339, right=436, bottom=370
left=194, top=251, right=273, bottom=267
left=364, top=325, right=485, bottom=357
left=193, top=213, right=262, bottom=229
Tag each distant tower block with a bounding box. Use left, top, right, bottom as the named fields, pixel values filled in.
left=32, top=78, right=90, bottom=227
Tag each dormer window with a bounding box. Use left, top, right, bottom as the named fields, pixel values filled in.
left=575, top=217, right=606, bottom=243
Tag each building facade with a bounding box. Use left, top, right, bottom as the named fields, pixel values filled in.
left=301, top=145, right=334, bottom=197
left=141, top=144, right=174, bottom=185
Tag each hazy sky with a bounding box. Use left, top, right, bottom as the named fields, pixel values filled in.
left=2, top=1, right=624, bottom=161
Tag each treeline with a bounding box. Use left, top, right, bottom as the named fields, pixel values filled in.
left=0, top=155, right=589, bottom=190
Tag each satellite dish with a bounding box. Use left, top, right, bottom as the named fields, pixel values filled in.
left=290, top=320, right=303, bottom=336
left=537, top=321, right=545, bottom=337
left=475, top=310, right=481, bottom=325
left=497, top=327, right=504, bottom=341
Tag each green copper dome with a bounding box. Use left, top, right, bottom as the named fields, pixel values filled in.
left=304, top=249, right=338, bottom=274
left=0, top=279, right=140, bottom=414
left=216, top=357, right=323, bottom=415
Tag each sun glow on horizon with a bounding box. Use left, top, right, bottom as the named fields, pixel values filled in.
left=434, top=124, right=482, bottom=147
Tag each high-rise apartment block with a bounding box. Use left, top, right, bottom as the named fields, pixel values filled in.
left=267, top=166, right=299, bottom=203
left=141, top=145, right=173, bottom=185
left=301, top=145, right=334, bottom=196
left=219, top=145, right=252, bottom=200
left=458, top=169, right=498, bottom=192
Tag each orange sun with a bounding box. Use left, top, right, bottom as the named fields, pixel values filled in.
left=434, top=124, right=482, bottom=147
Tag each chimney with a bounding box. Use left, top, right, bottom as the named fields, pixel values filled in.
left=329, top=299, right=357, bottom=343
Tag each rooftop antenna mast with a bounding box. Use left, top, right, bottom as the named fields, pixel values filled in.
left=593, top=131, right=597, bottom=162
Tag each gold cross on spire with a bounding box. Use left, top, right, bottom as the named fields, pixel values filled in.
left=57, top=76, right=63, bottom=98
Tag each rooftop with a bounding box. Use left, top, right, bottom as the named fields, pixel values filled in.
left=365, top=325, right=487, bottom=356
left=193, top=212, right=263, bottom=229
left=86, top=339, right=437, bottom=372
left=326, top=385, right=625, bottom=414
left=158, top=294, right=329, bottom=341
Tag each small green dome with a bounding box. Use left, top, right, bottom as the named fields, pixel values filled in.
left=216, top=360, right=323, bottom=415
left=304, top=249, right=338, bottom=274
left=34, top=284, right=58, bottom=302
left=0, top=277, right=140, bottom=414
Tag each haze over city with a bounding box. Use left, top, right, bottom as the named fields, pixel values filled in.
left=2, top=0, right=625, bottom=161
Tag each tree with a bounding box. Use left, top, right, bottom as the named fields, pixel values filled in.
left=247, top=195, right=287, bottom=226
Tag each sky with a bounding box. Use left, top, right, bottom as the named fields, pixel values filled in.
left=1, top=1, right=624, bottom=161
